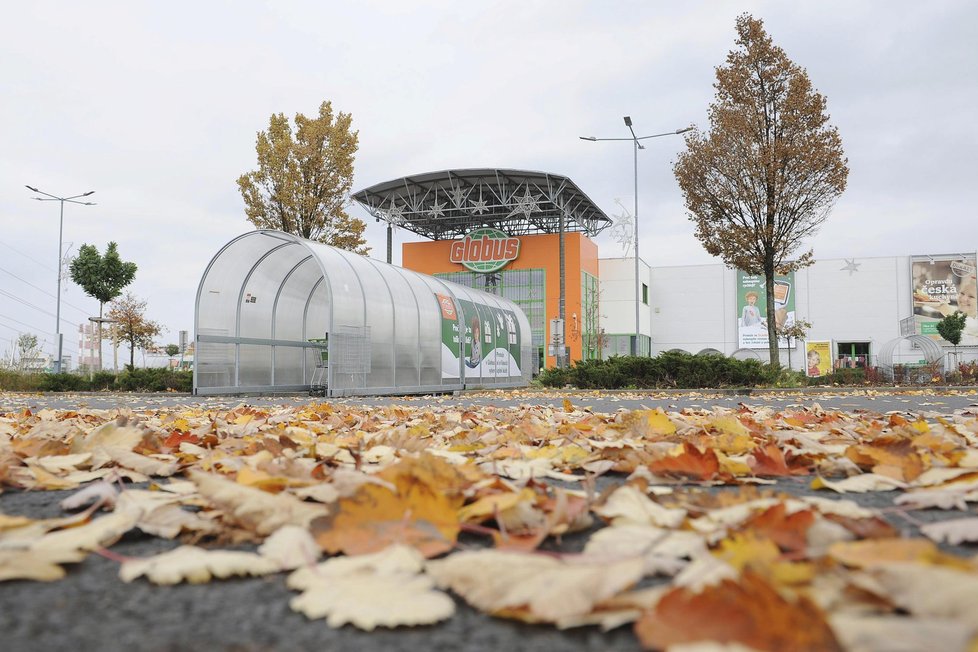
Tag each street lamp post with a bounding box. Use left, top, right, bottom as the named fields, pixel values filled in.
left=580, top=120, right=691, bottom=356
left=25, top=185, right=96, bottom=373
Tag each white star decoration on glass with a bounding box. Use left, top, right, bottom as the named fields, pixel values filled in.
left=428, top=201, right=447, bottom=218
left=508, top=188, right=539, bottom=218
left=610, top=198, right=634, bottom=256
left=449, top=188, right=467, bottom=207
left=470, top=198, right=489, bottom=214
left=841, top=259, right=860, bottom=275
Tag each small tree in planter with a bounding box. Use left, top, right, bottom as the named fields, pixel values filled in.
left=776, top=319, right=812, bottom=370
left=936, top=310, right=966, bottom=373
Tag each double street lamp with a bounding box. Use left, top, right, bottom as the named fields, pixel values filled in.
left=25, top=185, right=96, bottom=373
left=580, top=118, right=692, bottom=356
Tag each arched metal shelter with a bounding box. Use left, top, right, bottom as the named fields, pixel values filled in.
left=696, top=348, right=724, bottom=356
left=194, top=231, right=532, bottom=396
left=877, top=335, right=946, bottom=382
left=730, top=348, right=763, bottom=361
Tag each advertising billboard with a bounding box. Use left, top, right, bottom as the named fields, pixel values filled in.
left=911, top=253, right=977, bottom=346
left=437, top=293, right=522, bottom=381
left=805, top=340, right=833, bottom=377
left=736, top=270, right=796, bottom=349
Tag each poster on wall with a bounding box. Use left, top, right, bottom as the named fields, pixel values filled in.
left=911, top=253, right=977, bottom=346
left=736, top=270, right=796, bottom=349
left=437, top=293, right=461, bottom=380
left=439, top=293, right=521, bottom=381
left=805, top=340, right=833, bottom=377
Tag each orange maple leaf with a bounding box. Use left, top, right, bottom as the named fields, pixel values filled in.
left=740, top=503, right=815, bottom=553
left=648, top=441, right=719, bottom=480
left=311, top=455, right=465, bottom=558
left=634, top=570, right=841, bottom=651
left=749, top=443, right=810, bottom=477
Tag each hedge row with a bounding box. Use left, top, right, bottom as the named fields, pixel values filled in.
left=0, top=368, right=192, bottom=393
left=537, top=351, right=881, bottom=389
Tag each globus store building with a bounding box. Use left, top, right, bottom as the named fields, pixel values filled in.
left=354, top=169, right=977, bottom=380
left=353, top=169, right=611, bottom=372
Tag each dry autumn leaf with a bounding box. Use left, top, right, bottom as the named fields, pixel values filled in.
left=311, top=455, right=465, bottom=558
left=648, top=442, right=720, bottom=481
left=286, top=544, right=454, bottom=630
left=634, top=570, right=842, bottom=651
left=188, top=469, right=327, bottom=537
left=427, top=549, right=644, bottom=623
left=119, top=545, right=279, bottom=584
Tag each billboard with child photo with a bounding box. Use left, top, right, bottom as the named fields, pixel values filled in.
left=736, top=270, right=796, bottom=349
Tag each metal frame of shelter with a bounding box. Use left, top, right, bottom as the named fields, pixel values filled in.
left=351, top=168, right=612, bottom=241
left=877, top=334, right=946, bottom=381
left=194, top=230, right=532, bottom=397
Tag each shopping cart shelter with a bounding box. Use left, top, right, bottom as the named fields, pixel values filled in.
left=193, top=230, right=532, bottom=396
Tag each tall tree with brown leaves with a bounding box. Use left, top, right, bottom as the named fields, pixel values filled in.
left=237, top=101, right=369, bottom=254
left=674, top=14, right=848, bottom=364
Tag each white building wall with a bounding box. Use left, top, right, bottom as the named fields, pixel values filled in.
left=598, top=257, right=651, bottom=338
left=600, top=254, right=974, bottom=370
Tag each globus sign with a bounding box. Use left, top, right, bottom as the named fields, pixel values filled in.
left=449, top=227, right=520, bottom=273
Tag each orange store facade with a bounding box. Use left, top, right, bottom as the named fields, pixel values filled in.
left=402, top=232, right=600, bottom=371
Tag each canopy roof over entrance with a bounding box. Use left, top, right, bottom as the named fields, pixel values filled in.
left=352, top=168, right=612, bottom=240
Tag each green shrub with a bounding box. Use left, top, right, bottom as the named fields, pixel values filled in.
left=814, top=367, right=867, bottom=386
left=114, top=368, right=192, bottom=392
left=0, top=369, right=44, bottom=391
left=38, top=373, right=89, bottom=392
left=90, top=371, right=117, bottom=391
left=539, top=353, right=783, bottom=390
left=538, top=366, right=573, bottom=388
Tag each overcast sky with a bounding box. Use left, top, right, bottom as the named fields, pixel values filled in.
left=2, top=1, right=976, bottom=364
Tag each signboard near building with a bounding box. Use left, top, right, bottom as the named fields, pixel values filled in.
left=736, top=270, right=796, bottom=349
left=911, top=253, right=977, bottom=346
left=805, top=340, right=833, bottom=377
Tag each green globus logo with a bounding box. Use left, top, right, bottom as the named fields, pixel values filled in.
left=449, top=228, right=521, bottom=273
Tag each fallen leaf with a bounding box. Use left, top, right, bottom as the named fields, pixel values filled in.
left=0, top=547, right=87, bottom=582
left=427, top=549, right=644, bottom=623
left=119, top=545, right=279, bottom=584
left=189, top=469, right=327, bottom=537
left=311, top=455, right=464, bottom=557
left=649, top=442, right=720, bottom=481
left=634, top=570, right=842, bottom=651
left=593, top=485, right=687, bottom=529
left=258, top=525, right=321, bottom=570
left=830, top=613, right=975, bottom=652
left=919, top=517, right=978, bottom=545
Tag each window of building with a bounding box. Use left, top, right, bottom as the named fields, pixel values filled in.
left=836, top=341, right=871, bottom=368
left=642, top=283, right=649, bottom=305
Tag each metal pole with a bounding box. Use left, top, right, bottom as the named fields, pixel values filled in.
left=558, top=208, right=566, bottom=368
left=386, top=223, right=392, bottom=264
left=633, top=139, right=640, bottom=357
left=55, top=199, right=64, bottom=373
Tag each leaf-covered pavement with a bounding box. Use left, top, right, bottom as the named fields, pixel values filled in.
left=1, top=393, right=977, bottom=651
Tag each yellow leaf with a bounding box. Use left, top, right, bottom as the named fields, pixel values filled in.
left=458, top=489, right=536, bottom=523
left=0, top=548, right=86, bottom=582
left=828, top=538, right=973, bottom=570
left=710, top=415, right=750, bottom=438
